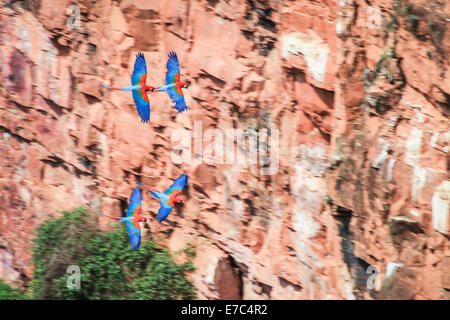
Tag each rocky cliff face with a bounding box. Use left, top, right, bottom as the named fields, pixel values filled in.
left=0, top=0, right=448, bottom=299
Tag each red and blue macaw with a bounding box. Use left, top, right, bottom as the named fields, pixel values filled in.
left=156, top=51, right=189, bottom=113
left=100, top=52, right=154, bottom=123
left=137, top=174, right=188, bottom=222
left=99, top=187, right=147, bottom=250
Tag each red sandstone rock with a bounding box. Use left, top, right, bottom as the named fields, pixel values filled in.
left=0, top=0, right=448, bottom=300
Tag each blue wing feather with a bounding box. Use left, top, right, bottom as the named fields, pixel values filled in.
left=165, top=174, right=188, bottom=195
left=164, top=51, right=188, bottom=113
left=125, top=222, right=141, bottom=250
left=167, top=87, right=188, bottom=112
left=126, top=187, right=142, bottom=217
left=156, top=204, right=174, bottom=222
left=130, top=53, right=150, bottom=123
left=132, top=90, right=150, bottom=123
left=131, top=52, right=147, bottom=85
left=124, top=187, right=142, bottom=249
left=165, top=51, right=180, bottom=85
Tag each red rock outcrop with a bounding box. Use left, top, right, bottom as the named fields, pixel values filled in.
left=0, top=0, right=448, bottom=299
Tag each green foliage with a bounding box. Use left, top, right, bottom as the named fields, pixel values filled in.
left=129, top=250, right=195, bottom=299
left=183, top=242, right=197, bottom=258
left=0, top=280, right=29, bottom=300
left=30, top=207, right=196, bottom=300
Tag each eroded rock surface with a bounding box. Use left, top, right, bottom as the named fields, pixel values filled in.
left=0, top=0, right=448, bottom=299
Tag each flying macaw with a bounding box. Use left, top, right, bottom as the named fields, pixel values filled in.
left=137, top=174, right=188, bottom=222
left=100, top=52, right=154, bottom=123
left=156, top=51, right=189, bottom=113
left=99, top=187, right=147, bottom=250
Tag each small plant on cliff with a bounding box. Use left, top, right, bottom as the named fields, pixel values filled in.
left=363, top=47, right=397, bottom=87
left=403, top=3, right=419, bottom=33
left=30, top=207, right=195, bottom=300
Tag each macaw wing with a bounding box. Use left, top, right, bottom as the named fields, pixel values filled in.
left=122, top=187, right=143, bottom=249
left=156, top=202, right=174, bottom=222
left=164, top=52, right=187, bottom=113
left=126, top=187, right=142, bottom=217
left=132, top=90, right=150, bottom=123
left=131, top=52, right=147, bottom=86
left=166, top=86, right=188, bottom=113
left=130, top=53, right=150, bottom=123
left=125, top=221, right=141, bottom=250
left=164, top=174, right=188, bottom=195
left=165, top=51, right=180, bottom=85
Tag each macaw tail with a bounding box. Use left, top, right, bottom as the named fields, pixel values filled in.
left=100, top=84, right=115, bottom=89
left=99, top=212, right=124, bottom=221
left=136, top=182, right=160, bottom=199
left=100, top=84, right=141, bottom=91
left=155, top=85, right=170, bottom=92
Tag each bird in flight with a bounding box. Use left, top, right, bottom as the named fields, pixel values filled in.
left=99, top=187, right=147, bottom=250
left=156, top=51, right=189, bottom=113
left=137, top=174, right=188, bottom=222
left=100, top=52, right=155, bottom=123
